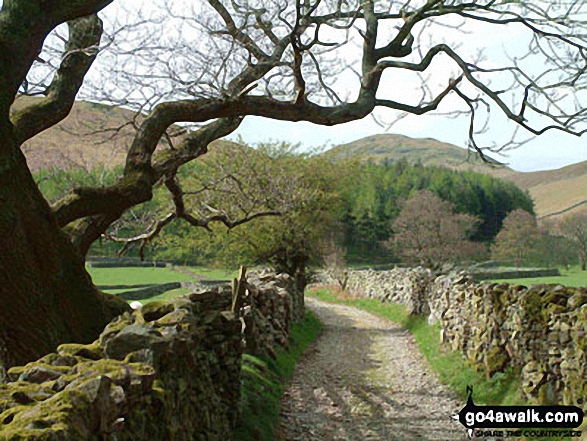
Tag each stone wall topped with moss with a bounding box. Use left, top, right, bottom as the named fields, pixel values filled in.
left=320, top=268, right=587, bottom=411
left=430, top=274, right=587, bottom=410
left=0, top=273, right=300, bottom=440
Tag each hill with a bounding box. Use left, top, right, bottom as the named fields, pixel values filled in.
left=13, top=97, right=235, bottom=174
left=13, top=97, right=585, bottom=220
left=326, top=134, right=510, bottom=175
left=508, top=162, right=587, bottom=219
left=326, top=134, right=587, bottom=219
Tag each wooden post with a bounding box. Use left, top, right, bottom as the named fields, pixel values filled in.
left=232, top=265, right=247, bottom=318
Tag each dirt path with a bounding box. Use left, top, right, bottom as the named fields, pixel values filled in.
left=277, top=297, right=468, bottom=440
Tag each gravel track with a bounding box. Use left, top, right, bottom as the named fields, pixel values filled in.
left=276, top=297, right=469, bottom=440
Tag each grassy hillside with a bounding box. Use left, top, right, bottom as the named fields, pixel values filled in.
left=505, top=162, right=587, bottom=219
left=13, top=97, right=136, bottom=173
left=12, top=96, right=238, bottom=174
left=326, top=134, right=587, bottom=219
left=326, top=134, right=508, bottom=173
left=12, top=96, right=586, bottom=221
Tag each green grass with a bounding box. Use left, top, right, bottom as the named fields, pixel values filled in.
left=308, top=288, right=521, bottom=406
left=491, top=267, right=587, bottom=287
left=87, top=267, right=196, bottom=305
left=138, top=287, right=191, bottom=305
left=87, top=266, right=194, bottom=286
left=101, top=288, right=143, bottom=295
left=233, top=311, right=322, bottom=441
left=175, top=266, right=238, bottom=281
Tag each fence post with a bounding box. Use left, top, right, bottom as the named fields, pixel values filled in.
left=231, top=265, right=247, bottom=318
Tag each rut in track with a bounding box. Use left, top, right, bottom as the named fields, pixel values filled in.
left=276, top=297, right=469, bottom=441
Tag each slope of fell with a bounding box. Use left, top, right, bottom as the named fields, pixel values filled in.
left=327, top=133, right=587, bottom=219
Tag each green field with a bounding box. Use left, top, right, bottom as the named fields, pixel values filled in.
left=87, top=266, right=238, bottom=305
left=491, top=267, right=587, bottom=287
left=174, top=266, right=237, bottom=281
left=135, top=288, right=192, bottom=305
left=87, top=267, right=195, bottom=304
left=87, top=266, right=194, bottom=286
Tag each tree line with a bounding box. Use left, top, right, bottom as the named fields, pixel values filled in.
left=338, top=159, right=534, bottom=262
left=35, top=143, right=536, bottom=269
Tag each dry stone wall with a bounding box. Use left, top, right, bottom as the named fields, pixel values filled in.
left=320, top=268, right=587, bottom=411
left=244, top=273, right=297, bottom=359
left=0, top=273, right=301, bottom=441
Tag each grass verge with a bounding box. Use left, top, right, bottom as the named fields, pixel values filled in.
left=307, top=287, right=521, bottom=406
left=233, top=311, right=322, bottom=441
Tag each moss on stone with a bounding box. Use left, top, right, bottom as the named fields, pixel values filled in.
left=0, top=387, right=94, bottom=441
left=518, top=290, right=544, bottom=320
left=98, top=314, right=134, bottom=346
left=6, top=362, right=72, bottom=384
left=37, top=354, right=78, bottom=368
left=57, top=343, right=104, bottom=361
left=140, top=301, right=175, bottom=322
left=70, top=359, right=153, bottom=381
left=6, top=366, right=26, bottom=381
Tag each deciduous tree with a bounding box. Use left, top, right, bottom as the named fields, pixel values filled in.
left=3, top=0, right=587, bottom=370
left=557, top=211, right=587, bottom=271
left=198, top=143, right=344, bottom=292
left=491, top=209, right=538, bottom=267
left=390, top=190, right=482, bottom=268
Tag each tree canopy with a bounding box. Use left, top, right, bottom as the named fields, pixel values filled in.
left=339, top=159, right=534, bottom=261
left=557, top=211, right=587, bottom=271
left=491, top=208, right=538, bottom=267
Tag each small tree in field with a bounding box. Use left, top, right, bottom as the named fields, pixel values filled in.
left=390, top=190, right=482, bottom=269
left=557, top=211, right=587, bottom=271
left=491, top=209, right=538, bottom=267
left=322, top=230, right=349, bottom=292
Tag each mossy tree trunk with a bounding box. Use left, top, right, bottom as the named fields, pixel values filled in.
left=0, top=122, right=126, bottom=373
left=0, top=4, right=126, bottom=373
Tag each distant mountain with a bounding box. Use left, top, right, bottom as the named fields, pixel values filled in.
left=326, top=134, right=587, bottom=220
left=507, top=162, right=587, bottom=219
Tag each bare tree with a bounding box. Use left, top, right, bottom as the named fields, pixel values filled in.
left=322, top=230, right=349, bottom=292
left=3, top=0, right=587, bottom=369
left=557, top=211, right=587, bottom=271
left=390, top=190, right=482, bottom=268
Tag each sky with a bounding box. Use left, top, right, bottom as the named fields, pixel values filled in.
left=230, top=111, right=587, bottom=173
left=224, top=5, right=587, bottom=173
left=14, top=0, right=587, bottom=173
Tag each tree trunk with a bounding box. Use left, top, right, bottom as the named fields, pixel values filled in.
left=0, top=127, right=127, bottom=375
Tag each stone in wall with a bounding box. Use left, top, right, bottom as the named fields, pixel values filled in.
left=243, top=272, right=295, bottom=359
left=343, top=267, right=435, bottom=315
